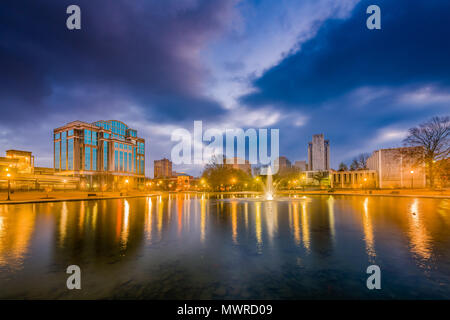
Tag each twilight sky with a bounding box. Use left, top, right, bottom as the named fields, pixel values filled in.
left=1, top=0, right=449, bottom=176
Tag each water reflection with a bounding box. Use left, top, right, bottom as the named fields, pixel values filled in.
left=362, top=197, right=376, bottom=260
left=408, top=198, right=432, bottom=262
left=0, top=204, right=36, bottom=269
left=0, top=195, right=449, bottom=299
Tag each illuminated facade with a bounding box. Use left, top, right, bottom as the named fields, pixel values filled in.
left=53, top=120, right=146, bottom=189
left=154, top=158, right=172, bottom=178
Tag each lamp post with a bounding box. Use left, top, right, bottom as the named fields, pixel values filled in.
left=125, top=179, right=129, bottom=196
left=410, top=170, right=414, bottom=189
left=6, top=173, right=11, bottom=201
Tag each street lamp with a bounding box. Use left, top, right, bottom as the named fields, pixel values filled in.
left=125, top=179, right=129, bottom=196
left=410, top=170, right=414, bottom=189
left=6, top=173, right=11, bottom=201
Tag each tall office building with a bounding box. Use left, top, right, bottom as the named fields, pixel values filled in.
left=274, top=156, right=292, bottom=174
left=53, top=120, right=146, bottom=188
left=307, top=134, right=330, bottom=171
left=154, top=158, right=172, bottom=178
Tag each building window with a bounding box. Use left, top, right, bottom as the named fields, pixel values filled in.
left=124, top=152, right=128, bottom=172
left=68, top=130, right=74, bottom=136
left=115, top=150, right=118, bottom=171
left=92, top=132, right=97, bottom=146
left=92, top=148, right=97, bottom=171
left=61, top=132, right=67, bottom=170
left=120, top=151, right=123, bottom=171
left=84, top=129, right=91, bottom=145
left=104, top=142, right=108, bottom=171
left=55, top=142, right=60, bottom=170
left=140, top=159, right=144, bottom=175
left=104, top=133, right=109, bottom=139
left=133, top=148, right=136, bottom=173
left=128, top=153, right=132, bottom=172
left=68, top=138, right=74, bottom=170
left=85, top=147, right=91, bottom=170
left=55, top=133, right=60, bottom=140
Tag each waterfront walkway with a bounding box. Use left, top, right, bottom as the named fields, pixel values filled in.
left=0, top=188, right=449, bottom=204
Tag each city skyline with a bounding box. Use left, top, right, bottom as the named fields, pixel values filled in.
left=1, top=0, right=449, bottom=177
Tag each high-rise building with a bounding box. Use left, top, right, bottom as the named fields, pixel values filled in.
left=307, top=134, right=330, bottom=171
left=53, top=120, right=146, bottom=188
left=293, top=160, right=307, bottom=171
left=154, top=158, right=172, bottom=178
left=274, top=156, right=291, bottom=174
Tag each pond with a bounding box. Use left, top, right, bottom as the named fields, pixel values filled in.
left=0, top=194, right=449, bottom=299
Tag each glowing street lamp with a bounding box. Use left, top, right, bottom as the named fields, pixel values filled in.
left=410, top=170, right=414, bottom=189
left=6, top=173, right=12, bottom=201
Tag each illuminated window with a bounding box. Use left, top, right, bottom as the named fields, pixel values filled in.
left=92, top=132, right=97, bottom=146
left=61, top=132, right=67, bottom=170
left=120, top=151, right=123, bottom=171
left=92, top=148, right=97, bottom=171
left=84, top=130, right=91, bottom=145
left=55, top=142, right=60, bottom=169
left=85, top=147, right=91, bottom=170
left=104, top=142, right=108, bottom=171
left=114, top=150, right=118, bottom=171
left=68, top=139, right=74, bottom=170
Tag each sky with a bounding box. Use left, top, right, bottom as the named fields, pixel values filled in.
left=1, top=0, right=449, bottom=177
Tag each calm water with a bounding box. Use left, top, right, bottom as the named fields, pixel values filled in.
left=0, top=194, right=449, bottom=299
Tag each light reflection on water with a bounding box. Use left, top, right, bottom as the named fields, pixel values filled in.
left=0, top=194, right=449, bottom=299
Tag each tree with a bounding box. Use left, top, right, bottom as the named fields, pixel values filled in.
left=201, top=156, right=252, bottom=191
left=357, top=153, right=370, bottom=169
left=349, top=159, right=359, bottom=171
left=338, top=162, right=348, bottom=171
left=350, top=153, right=370, bottom=170
left=403, top=116, right=449, bottom=188
left=312, top=171, right=329, bottom=186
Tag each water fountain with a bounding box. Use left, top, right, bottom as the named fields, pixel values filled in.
left=264, top=166, right=274, bottom=200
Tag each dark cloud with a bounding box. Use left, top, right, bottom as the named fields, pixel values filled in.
left=0, top=0, right=233, bottom=124
left=242, top=0, right=450, bottom=107
left=241, top=0, right=450, bottom=166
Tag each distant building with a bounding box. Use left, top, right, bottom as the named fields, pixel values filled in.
left=307, top=134, right=330, bottom=171
left=274, top=156, right=292, bottom=174
left=0, top=150, right=34, bottom=174
left=225, top=157, right=252, bottom=175
left=1, top=149, right=78, bottom=190
left=176, top=173, right=193, bottom=191
left=53, top=120, right=146, bottom=189
left=294, top=160, right=307, bottom=171
left=367, top=147, right=426, bottom=188
left=154, top=158, right=172, bottom=178
left=330, top=170, right=378, bottom=188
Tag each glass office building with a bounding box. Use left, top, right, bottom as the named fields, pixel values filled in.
left=53, top=120, right=146, bottom=189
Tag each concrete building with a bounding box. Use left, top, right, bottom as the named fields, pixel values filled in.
left=294, top=160, right=307, bottom=171
left=367, top=147, right=426, bottom=188
left=307, top=134, right=330, bottom=171
left=330, top=170, right=378, bottom=188
left=154, top=158, right=172, bottom=178
left=1, top=150, right=79, bottom=191
left=53, top=120, right=146, bottom=189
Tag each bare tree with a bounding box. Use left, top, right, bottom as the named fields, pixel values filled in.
left=357, top=153, right=370, bottom=169
left=403, top=116, right=449, bottom=188
left=338, top=162, right=348, bottom=171
left=350, top=153, right=370, bottom=170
